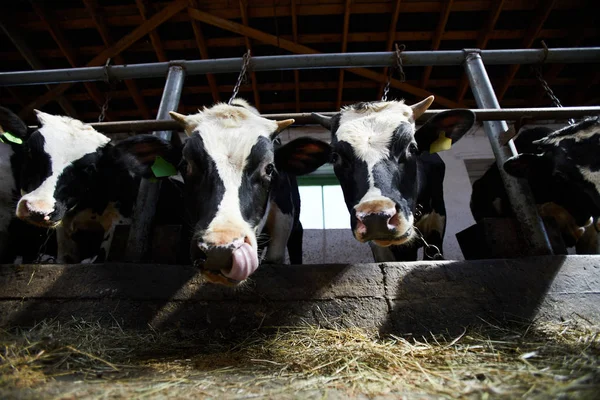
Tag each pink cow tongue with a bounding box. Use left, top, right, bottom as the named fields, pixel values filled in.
left=221, top=243, right=259, bottom=281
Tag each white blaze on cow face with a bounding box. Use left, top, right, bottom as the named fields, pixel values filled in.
left=16, top=111, right=110, bottom=223
left=335, top=101, right=417, bottom=244
left=193, top=103, right=277, bottom=251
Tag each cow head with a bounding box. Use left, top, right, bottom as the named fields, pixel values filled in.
left=170, top=99, right=329, bottom=286
left=313, top=96, right=475, bottom=247
left=16, top=110, right=174, bottom=228
left=504, top=117, right=600, bottom=226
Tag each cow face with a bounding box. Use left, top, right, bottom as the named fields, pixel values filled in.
left=171, top=100, right=329, bottom=286
left=504, top=117, right=600, bottom=225
left=16, top=110, right=174, bottom=228
left=314, top=96, right=475, bottom=247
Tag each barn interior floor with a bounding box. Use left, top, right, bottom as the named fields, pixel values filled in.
left=1, top=256, right=599, bottom=398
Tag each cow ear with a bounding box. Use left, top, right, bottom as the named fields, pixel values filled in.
left=0, top=106, right=29, bottom=144
left=111, top=134, right=181, bottom=179
left=275, top=137, right=331, bottom=175
left=415, top=109, right=476, bottom=154
left=503, top=153, right=553, bottom=179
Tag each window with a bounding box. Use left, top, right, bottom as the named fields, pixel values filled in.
left=298, top=185, right=350, bottom=229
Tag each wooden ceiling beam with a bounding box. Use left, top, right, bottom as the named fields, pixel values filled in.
left=83, top=0, right=151, bottom=119
left=336, top=0, right=352, bottom=110
left=291, top=0, right=300, bottom=112
left=135, top=0, right=168, bottom=62
left=377, top=0, right=403, bottom=99
left=31, top=1, right=107, bottom=118
left=19, top=0, right=188, bottom=118
left=421, top=0, right=453, bottom=89
left=456, top=0, right=506, bottom=102
left=13, top=1, right=590, bottom=30
left=1, top=28, right=594, bottom=61
left=238, top=0, right=261, bottom=110
left=496, top=0, right=557, bottom=101
left=0, top=16, right=78, bottom=117
left=188, top=7, right=462, bottom=108
left=189, top=0, right=220, bottom=103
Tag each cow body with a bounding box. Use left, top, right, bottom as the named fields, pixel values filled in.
left=13, top=110, right=176, bottom=263
left=471, top=118, right=600, bottom=253
left=313, top=96, right=475, bottom=261
left=170, top=99, right=329, bottom=286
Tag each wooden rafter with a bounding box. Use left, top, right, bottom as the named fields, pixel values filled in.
left=496, top=0, right=557, bottom=101
left=0, top=16, right=77, bottom=117
left=1, top=28, right=594, bottom=61
left=188, top=0, right=219, bottom=103
left=420, top=0, right=453, bottom=89
left=239, top=0, right=261, bottom=109
left=456, top=0, right=506, bottom=102
left=336, top=0, right=352, bottom=110
left=30, top=1, right=107, bottom=117
left=376, top=0, right=403, bottom=99
left=188, top=8, right=462, bottom=108
left=83, top=0, right=151, bottom=119
left=291, top=0, right=300, bottom=112
left=13, top=1, right=589, bottom=31
left=19, top=0, right=188, bottom=118
left=135, top=0, right=168, bottom=62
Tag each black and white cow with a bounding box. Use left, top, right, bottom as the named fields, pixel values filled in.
left=169, top=99, right=330, bottom=286
left=313, top=96, right=475, bottom=261
left=471, top=117, right=600, bottom=253
left=14, top=110, right=178, bottom=263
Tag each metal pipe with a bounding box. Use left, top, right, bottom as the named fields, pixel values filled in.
left=463, top=50, right=553, bottom=256
left=1, top=47, right=599, bottom=86
left=27, top=106, right=598, bottom=134
left=125, top=65, right=186, bottom=262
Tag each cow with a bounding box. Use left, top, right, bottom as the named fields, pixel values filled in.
left=13, top=110, right=179, bottom=263
left=312, top=96, right=476, bottom=261
left=169, top=99, right=330, bottom=286
left=471, top=117, right=600, bottom=253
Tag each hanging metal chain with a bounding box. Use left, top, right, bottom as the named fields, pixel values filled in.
left=381, top=43, right=406, bottom=102
left=414, top=226, right=444, bottom=260
left=33, top=229, right=56, bottom=264
left=99, top=58, right=114, bottom=123
left=531, top=41, right=575, bottom=125
left=229, top=50, right=252, bottom=104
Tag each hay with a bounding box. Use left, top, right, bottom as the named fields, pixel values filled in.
left=1, top=316, right=599, bottom=399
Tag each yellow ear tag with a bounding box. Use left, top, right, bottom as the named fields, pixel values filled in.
left=429, top=131, right=452, bottom=154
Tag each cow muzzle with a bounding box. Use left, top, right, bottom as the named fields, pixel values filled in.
left=354, top=199, right=413, bottom=246
left=192, top=237, right=259, bottom=286
left=16, top=199, right=59, bottom=228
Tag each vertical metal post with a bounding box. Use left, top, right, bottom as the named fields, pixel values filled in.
left=125, top=65, right=186, bottom=262
left=463, top=50, right=553, bottom=256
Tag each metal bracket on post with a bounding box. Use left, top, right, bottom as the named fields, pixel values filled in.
left=125, top=64, right=186, bottom=262
left=462, top=49, right=553, bottom=256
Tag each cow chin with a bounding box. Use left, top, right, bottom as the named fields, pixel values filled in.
left=354, top=226, right=415, bottom=247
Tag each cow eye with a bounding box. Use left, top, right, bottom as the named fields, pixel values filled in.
left=331, top=152, right=340, bottom=164
left=265, top=163, right=275, bottom=176
left=409, top=143, right=419, bottom=154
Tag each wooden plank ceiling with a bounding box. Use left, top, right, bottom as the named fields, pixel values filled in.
left=0, top=0, right=598, bottom=124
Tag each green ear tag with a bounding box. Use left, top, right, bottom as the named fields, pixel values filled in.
left=151, top=156, right=177, bottom=178
left=1, top=132, right=23, bottom=145
left=429, top=130, right=452, bottom=154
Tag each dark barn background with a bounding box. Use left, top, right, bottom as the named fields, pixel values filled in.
left=0, top=0, right=598, bottom=124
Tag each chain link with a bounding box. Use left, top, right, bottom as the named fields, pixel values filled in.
left=531, top=41, right=575, bottom=125
left=33, top=229, right=56, bottom=264
left=381, top=43, right=406, bottom=101
left=413, top=226, right=444, bottom=260
left=229, top=50, right=252, bottom=104
left=99, top=58, right=113, bottom=123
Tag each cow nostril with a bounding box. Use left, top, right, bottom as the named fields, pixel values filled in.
left=388, top=212, right=400, bottom=227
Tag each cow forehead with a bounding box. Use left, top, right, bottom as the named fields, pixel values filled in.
left=335, top=102, right=414, bottom=165
left=188, top=104, right=277, bottom=170
left=536, top=118, right=600, bottom=146
left=37, top=116, right=110, bottom=168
